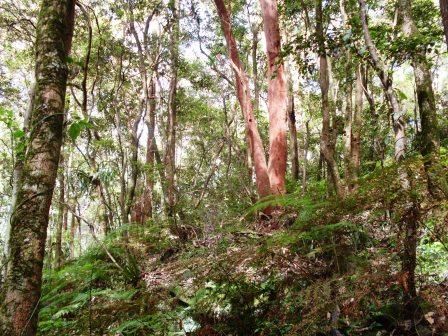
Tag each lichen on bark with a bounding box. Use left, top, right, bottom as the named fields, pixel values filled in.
left=0, top=1, right=75, bottom=335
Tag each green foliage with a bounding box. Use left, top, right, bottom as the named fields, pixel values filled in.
left=68, top=118, right=92, bottom=141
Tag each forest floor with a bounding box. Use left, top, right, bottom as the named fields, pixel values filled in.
left=38, top=158, right=448, bottom=336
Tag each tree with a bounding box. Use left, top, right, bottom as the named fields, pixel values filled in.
left=259, top=0, right=288, bottom=195
left=358, top=0, right=420, bottom=322
left=0, top=0, right=75, bottom=334
left=397, top=0, right=440, bottom=196
left=441, top=0, right=448, bottom=46
left=165, top=0, right=180, bottom=218
left=316, top=0, right=344, bottom=197
left=214, top=0, right=271, bottom=199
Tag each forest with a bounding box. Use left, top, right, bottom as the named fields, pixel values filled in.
left=0, top=0, right=448, bottom=335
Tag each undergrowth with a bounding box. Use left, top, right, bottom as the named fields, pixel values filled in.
left=38, top=156, right=448, bottom=335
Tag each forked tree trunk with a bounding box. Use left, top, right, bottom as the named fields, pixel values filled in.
left=214, top=0, right=271, bottom=198
left=259, top=0, right=288, bottom=195
left=0, top=0, right=75, bottom=334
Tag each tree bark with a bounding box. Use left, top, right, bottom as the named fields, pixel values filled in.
left=316, top=0, right=344, bottom=198
left=259, top=0, right=288, bottom=195
left=165, top=0, right=179, bottom=218
left=288, top=93, right=300, bottom=182
left=3, top=80, right=35, bottom=277
left=358, top=0, right=419, bottom=321
left=252, top=24, right=260, bottom=113
left=0, top=0, right=75, bottom=334
left=351, top=65, right=363, bottom=189
left=54, top=153, right=65, bottom=269
left=398, top=0, right=440, bottom=196
left=69, top=209, right=77, bottom=259
left=358, top=0, right=407, bottom=161
left=302, top=120, right=310, bottom=193
left=214, top=0, right=271, bottom=198
left=440, top=0, right=448, bottom=47
left=143, top=77, right=157, bottom=222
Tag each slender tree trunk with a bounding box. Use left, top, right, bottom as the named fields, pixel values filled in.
left=3, top=83, right=34, bottom=276
left=252, top=25, right=260, bottom=112
left=440, top=0, right=448, bottom=47
left=343, top=77, right=354, bottom=189
left=214, top=0, right=271, bottom=198
left=316, top=0, right=344, bottom=197
left=351, top=65, right=363, bottom=189
left=165, top=0, right=179, bottom=218
left=358, top=0, right=407, bottom=161
left=398, top=0, right=440, bottom=196
left=302, top=120, right=310, bottom=193
left=345, top=65, right=363, bottom=191
left=259, top=0, right=288, bottom=195
left=0, top=1, right=75, bottom=334
left=143, top=77, right=157, bottom=222
left=288, top=93, right=300, bottom=182
left=54, top=153, right=65, bottom=268
left=69, top=210, right=76, bottom=259
left=359, top=0, right=419, bottom=322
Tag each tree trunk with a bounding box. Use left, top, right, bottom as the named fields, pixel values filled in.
left=351, top=65, right=363, bottom=189
left=69, top=210, right=77, bottom=259
left=358, top=0, right=407, bottom=161
left=214, top=0, right=271, bottom=198
left=54, top=153, right=65, bottom=269
left=358, top=0, right=419, bottom=322
left=252, top=25, right=260, bottom=112
left=398, top=0, right=440, bottom=196
left=0, top=1, right=75, bottom=334
left=143, top=77, right=157, bottom=222
left=165, top=0, right=179, bottom=218
left=302, top=120, right=310, bottom=193
left=316, top=0, right=344, bottom=197
left=3, top=83, right=34, bottom=277
left=259, top=0, right=288, bottom=195
left=440, top=0, right=448, bottom=47
left=345, top=65, right=363, bottom=191
left=288, top=94, right=300, bottom=182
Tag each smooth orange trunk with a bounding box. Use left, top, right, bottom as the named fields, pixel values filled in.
left=259, top=0, right=288, bottom=194
left=214, top=0, right=271, bottom=198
